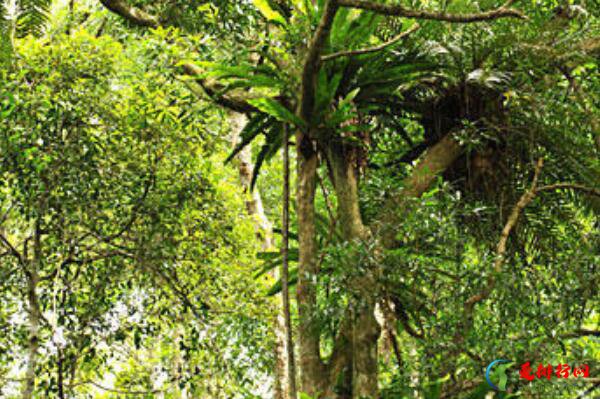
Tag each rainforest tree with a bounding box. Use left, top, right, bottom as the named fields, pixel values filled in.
left=0, top=23, right=274, bottom=399
left=0, top=0, right=598, bottom=398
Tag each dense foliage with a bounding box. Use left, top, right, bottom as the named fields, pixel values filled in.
left=0, top=0, right=598, bottom=398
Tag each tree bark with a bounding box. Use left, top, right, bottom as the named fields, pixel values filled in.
left=296, top=131, right=326, bottom=396
left=22, top=220, right=42, bottom=399
left=57, top=349, right=65, bottom=399
left=377, top=133, right=463, bottom=248
left=327, top=141, right=380, bottom=399
left=282, top=124, right=298, bottom=399
left=228, top=112, right=290, bottom=399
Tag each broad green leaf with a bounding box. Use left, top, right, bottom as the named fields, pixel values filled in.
left=247, top=97, right=305, bottom=128
left=266, top=267, right=298, bottom=296
left=252, top=0, right=287, bottom=24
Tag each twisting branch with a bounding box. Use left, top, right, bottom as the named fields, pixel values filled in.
left=464, top=158, right=544, bottom=313
left=456, top=158, right=545, bottom=349
left=455, top=160, right=599, bottom=345
left=393, top=299, right=425, bottom=339
left=98, top=1, right=257, bottom=113
left=337, top=0, right=525, bottom=22
left=143, top=261, right=211, bottom=319
left=101, top=172, right=154, bottom=243
left=321, top=23, right=420, bottom=61
left=536, top=183, right=600, bottom=197
left=99, top=0, right=159, bottom=27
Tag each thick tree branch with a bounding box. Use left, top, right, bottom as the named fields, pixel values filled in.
left=397, top=308, right=424, bottom=339
left=299, top=0, right=339, bottom=124
left=321, top=23, right=419, bottom=62
left=380, top=138, right=436, bottom=168
left=400, top=134, right=463, bottom=198
left=323, top=317, right=353, bottom=395
left=374, top=132, right=463, bottom=247
left=379, top=301, right=404, bottom=369
left=99, top=0, right=159, bottom=27
left=99, top=1, right=257, bottom=113
left=336, top=0, right=525, bottom=22
left=181, top=64, right=258, bottom=113
left=561, top=329, right=600, bottom=339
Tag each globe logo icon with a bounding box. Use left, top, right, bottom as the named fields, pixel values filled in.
left=486, top=359, right=512, bottom=391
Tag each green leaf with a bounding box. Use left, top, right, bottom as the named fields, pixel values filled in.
left=257, top=251, right=282, bottom=261
left=247, top=97, right=305, bottom=128
left=225, top=114, right=272, bottom=164
left=266, top=267, right=298, bottom=296
left=316, top=70, right=344, bottom=112
left=252, top=0, right=287, bottom=24
left=254, top=248, right=299, bottom=278
left=250, top=122, right=283, bottom=190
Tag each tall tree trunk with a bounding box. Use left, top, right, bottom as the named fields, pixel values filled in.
left=22, top=270, right=39, bottom=399
left=296, top=131, right=326, bottom=396
left=22, top=220, right=42, bottom=399
left=57, top=349, right=65, bottom=399
left=228, top=111, right=290, bottom=399
left=327, top=142, right=380, bottom=399
left=281, top=124, right=298, bottom=399
left=324, top=132, right=462, bottom=398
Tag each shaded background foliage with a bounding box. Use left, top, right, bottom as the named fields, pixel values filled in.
left=0, top=0, right=599, bottom=398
